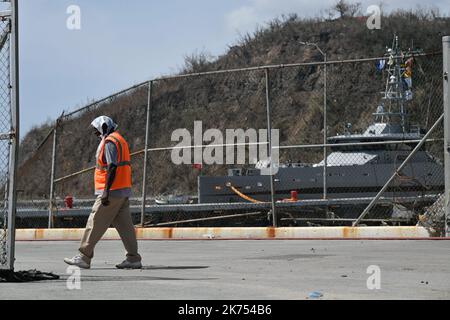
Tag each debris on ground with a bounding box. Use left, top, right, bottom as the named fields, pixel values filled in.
left=307, top=291, right=324, bottom=299
left=417, top=194, right=445, bottom=237
left=0, top=269, right=60, bottom=283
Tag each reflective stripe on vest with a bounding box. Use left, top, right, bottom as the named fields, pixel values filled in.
left=94, top=131, right=132, bottom=192
left=96, top=161, right=131, bottom=171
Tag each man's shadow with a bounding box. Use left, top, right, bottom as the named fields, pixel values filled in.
left=91, top=265, right=210, bottom=271
left=59, top=266, right=215, bottom=282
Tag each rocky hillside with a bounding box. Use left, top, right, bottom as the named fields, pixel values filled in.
left=18, top=7, right=450, bottom=199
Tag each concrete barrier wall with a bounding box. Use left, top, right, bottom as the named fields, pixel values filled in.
left=4, top=226, right=435, bottom=241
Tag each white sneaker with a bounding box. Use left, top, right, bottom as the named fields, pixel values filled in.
left=116, top=260, right=142, bottom=269
left=64, top=255, right=91, bottom=269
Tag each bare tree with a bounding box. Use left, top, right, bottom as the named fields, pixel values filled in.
left=182, top=50, right=214, bottom=73
left=332, top=0, right=362, bottom=18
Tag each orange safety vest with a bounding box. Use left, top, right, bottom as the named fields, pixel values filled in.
left=94, top=131, right=132, bottom=192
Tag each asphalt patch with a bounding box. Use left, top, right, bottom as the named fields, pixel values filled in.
left=248, top=254, right=330, bottom=261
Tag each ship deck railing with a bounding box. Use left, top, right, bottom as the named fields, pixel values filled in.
left=14, top=194, right=440, bottom=219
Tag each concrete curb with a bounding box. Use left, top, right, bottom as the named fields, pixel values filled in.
left=7, top=226, right=437, bottom=241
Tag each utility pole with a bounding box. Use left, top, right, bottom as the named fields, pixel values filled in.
left=299, top=41, right=328, bottom=199
left=443, top=36, right=450, bottom=237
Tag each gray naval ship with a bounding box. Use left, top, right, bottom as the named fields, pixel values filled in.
left=198, top=38, right=444, bottom=221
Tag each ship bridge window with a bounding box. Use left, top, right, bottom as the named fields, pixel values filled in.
left=246, top=169, right=260, bottom=176
left=329, top=173, right=345, bottom=177
left=228, top=169, right=242, bottom=176
left=332, top=145, right=385, bottom=152
left=331, top=140, right=414, bottom=152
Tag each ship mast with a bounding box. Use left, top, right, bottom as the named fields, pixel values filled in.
left=376, top=35, right=414, bottom=134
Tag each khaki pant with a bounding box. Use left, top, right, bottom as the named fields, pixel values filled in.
left=79, top=196, right=141, bottom=263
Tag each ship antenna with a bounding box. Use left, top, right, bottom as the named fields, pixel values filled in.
left=379, top=35, right=411, bottom=134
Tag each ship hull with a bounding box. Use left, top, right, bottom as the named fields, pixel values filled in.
left=198, top=161, right=444, bottom=220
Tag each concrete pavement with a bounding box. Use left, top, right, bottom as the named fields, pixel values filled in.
left=1, top=240, right=449, bottom=300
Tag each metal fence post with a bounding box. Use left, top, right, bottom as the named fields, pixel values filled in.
left=323, top=54, right=328, bottom=200
left=443, top=36, right=450, bottom=237
left=140, top=81, right=153, bottom=226
left=5, top=0, right=19, bottom=271
left=353, top=113, right=444, bottom=226
left=265, top=69, right=277, bottom=227
left=48, top=123, right=58, bottom=229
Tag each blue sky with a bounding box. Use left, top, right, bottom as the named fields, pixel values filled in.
left=18, top=0, right=450, bottom=137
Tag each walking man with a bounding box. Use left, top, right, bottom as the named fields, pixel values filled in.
left=64, top=116, right=142, bottom=269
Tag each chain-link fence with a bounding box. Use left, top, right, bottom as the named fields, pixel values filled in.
left=0, top=12, right=11, bottom=268
left=272, top=52, right=445, bottom=228
left=15, top=42, right=447, bottom=231
left=0, top=1, right=19, bottom=271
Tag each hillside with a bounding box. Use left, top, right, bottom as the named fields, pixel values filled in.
left=17, top=8, right=450, bottom=200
